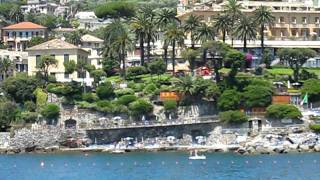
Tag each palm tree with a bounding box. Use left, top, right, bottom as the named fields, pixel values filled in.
left=0, top=57, right=13, bottom=80
left=66, top=30, right=82, bottom=45
left=183, top=14, right=201, bottom=49
left=234, top=16, right=257, bottom=53
left=164, top=24, right=185, bottom=75
left=131, top=13, right=147, bottom=66
left=9, top=6, right=24, bottom=23
left=141, top=6, right=157, bottom=63
left=107, top=21, right=134, bottom=77
left=175, top=75, right=195, bottom=97
left=157, top=8, right=178, bottom=68
left=213, top=14, right=231, bottom=43
left=224, top=0, right=243, bottom=46
left=195, top=23, right=215, bottom=63
left=254, top=5, right=275, bottom=55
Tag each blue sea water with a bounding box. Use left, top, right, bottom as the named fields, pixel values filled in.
left=0, top=152, right=319, bottom=180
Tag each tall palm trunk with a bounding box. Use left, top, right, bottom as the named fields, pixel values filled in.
left=163, top=44, right=168, bottom=68
left=202, top=49, right=207, bottom=65
left=139, top=34, right=145, bottom=66
left=243, top=34, right=247, bottom=53
left=121, top=47, right=126, bottom=78
left=260, top=24, right=265, bottom=55
left=222, top=31, right=226, bottom=43
left=172, top=40, right=176, bottom=75
left=147, top=34, right=151, bottom=63
left=191, top=33, right=195, bottom=50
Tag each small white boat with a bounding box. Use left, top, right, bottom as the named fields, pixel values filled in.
left=111, top=149, right=125, bottom=154
left=188, top=150, right=206, bottom=160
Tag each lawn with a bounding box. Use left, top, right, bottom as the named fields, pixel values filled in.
left=266, top=68, right=320, bottom=77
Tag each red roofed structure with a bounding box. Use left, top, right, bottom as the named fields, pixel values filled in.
left=1, top=22, right=47, bottom=51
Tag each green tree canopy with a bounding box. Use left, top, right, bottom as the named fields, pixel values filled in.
left=219, top=110, right=248, bottom=124
left=129, top=99, right=153, bottom=119
left=278, top=48, right=316, bottom=82
left=0, top=100, right=18, bottom=131
left=41, top=103, right=60, bottom=122
left=242, top=84, right=273, bottom=108
left=27, top=37, right=46, bottom=48
left=2, top=73, right=39, bottom=103
left=301, top=79, right=320, bottom=102
left=218, top=89, right=241, bottom=111
left=96, top=81, right=114, bottom=100
left=266, top=104, right=302, bottom=119
left=95, top=1, right=135, bottom=19
left=148, top=59, right=166, bottom=78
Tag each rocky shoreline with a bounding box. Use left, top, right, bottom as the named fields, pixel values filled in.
left=1, top=126, right=320, bottom=155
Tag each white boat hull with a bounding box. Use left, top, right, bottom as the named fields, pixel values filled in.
left=189, top=155, right=206, bottom=160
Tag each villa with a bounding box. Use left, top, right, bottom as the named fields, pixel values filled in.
left=1, top=22, right=47, bottom=51
left=21, top=0, right=58, bottom=15
left=75, top=11, right=111, bottom=31
left=26, top=38, right=94, bottom=86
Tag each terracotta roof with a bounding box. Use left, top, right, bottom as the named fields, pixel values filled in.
left=2, top=22, right=46, bottom=30
left=81, top=34, right=103, bottom=43
left=27, top=39, right=85, bottom=51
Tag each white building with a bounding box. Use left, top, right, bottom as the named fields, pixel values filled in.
left=75, top=11, right=111, bottom=31
left=80, top=34, right=104, bottom=69
left=21, top=0, right=58, bottom=15
left=0, top=49, right=28, bottom=80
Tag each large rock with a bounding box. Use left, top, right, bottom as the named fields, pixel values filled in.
left=314, top=144, right=320, bottom=152
left=299, top=144, right=310, bottom=152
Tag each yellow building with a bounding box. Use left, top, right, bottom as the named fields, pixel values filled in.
left=178, top=0, right=320, bottom=41
left=26, top=38, right=94, bottom=85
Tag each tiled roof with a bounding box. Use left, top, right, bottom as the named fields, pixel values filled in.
left=2, top=22, right=46, bottom=30
left=27, top=39, right=82, bottom=51
left=81, top=34, right=103, bottom=43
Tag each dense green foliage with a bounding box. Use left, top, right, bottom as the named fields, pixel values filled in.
left=115, top=88, right=135, bottom=97
left=266, top=104, right=302, bottom=119
left=219, top=110, right=248, bottom=124
left=41, top=104, right=60, bottom=121
left=126, top=66, right=147, bottom=79
left=96, top=81, right=115, bottom=99
left=163, top=100, right=177, bottom=112
left=82, top=93, right=99, bottom=103
left=129, top=99, right=153, bottom=118
left=218, top=89, right=241, bottom=111
left=2, top=74, right=39, bottom=103
left=117, top=95, right=138, bottom=106
left=0, top=100, right=18, bottom=130
left=301, top=79, right=320, bottom=102
left=95, top=1, right=136, bottom=19
left=242, top=83, right=273, bottom=108
left=309, top=124, right=320, bottom=133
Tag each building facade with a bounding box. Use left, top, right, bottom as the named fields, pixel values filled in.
left=0, top=50, right=28, bottom=80
left=26, top=39, right=94, bottom=86
left=75, top=11, right=111, bottom=31
left=178, top=0, right=320, bottom=41
left=80, top=34, right=104, bottom=69
left=1, top=22, right=47, bottom=51
left=21, top=0, right=58, bottom=15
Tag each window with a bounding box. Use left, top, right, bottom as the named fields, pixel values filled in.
left=291, top=17, right=296, bottom=24
left=77, top=71, right=86, bottom=78
left=19, top=32, right=23, bottom=38
left=26, top=32, right=29, bottom=37
left=36, top=55, right=41, bottom=67
left=64, top=54, right=69, bottom=63
left=279, top=17, right=285, bottom=23
left=302, top=17, right=307, bottom=24
left=315, top=17, right=320, bottom=24
left=64, top=73, right=69, bottom=79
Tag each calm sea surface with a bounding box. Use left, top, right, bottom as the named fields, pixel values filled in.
left=0, top=152, right=319, bottom=180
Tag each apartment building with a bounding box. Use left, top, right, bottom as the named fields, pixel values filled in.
left=178, top=0, right=320, bottom=41
left=177, top=0, right=320, bottom=65
left=1, top=22, right=47, bottom=51
left=80, top=34, right=104, bottom=69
